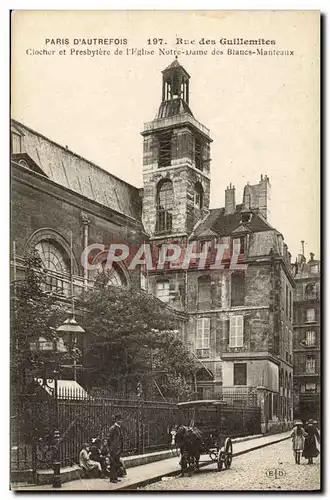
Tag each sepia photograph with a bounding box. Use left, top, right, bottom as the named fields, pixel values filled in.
left=10, top=10, right=320, bottom=492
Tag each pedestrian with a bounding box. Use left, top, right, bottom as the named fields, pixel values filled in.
left=79, top=443, right=102, bottom=477
left=170, top=426, right=177, bottom=449
left=100, top=437, right=110, bottom=476
left=108, top=414, right=124, bottom=483
left=90, top=438, right=107, bottom=478
left=303, top=419, right=320, bottom=464
left=291, top=420, right=307, bottom=464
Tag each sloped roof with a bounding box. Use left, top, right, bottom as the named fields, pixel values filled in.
left=162, top=59, right=190, bottom=78
left=35, top=379, right=90, bottom=399
left=192, top=206, right=274, bottom=239
left=11, top=120, right=142, bottom=221
left=156, top=98, right=193, bottom=119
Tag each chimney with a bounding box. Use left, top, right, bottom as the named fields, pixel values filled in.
left=258, top=174, right=271, bottom=221
left=225, top=183, right=236, bottom=214
left=310, top=252, right=315, bottom=262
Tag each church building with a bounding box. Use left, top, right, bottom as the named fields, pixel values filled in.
left=11, top=59, right=294, bottom=430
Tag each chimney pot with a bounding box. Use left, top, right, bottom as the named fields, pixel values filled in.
left=310, top=252, right=315, bottom=261
left=225, top=183, right=236, bottom=214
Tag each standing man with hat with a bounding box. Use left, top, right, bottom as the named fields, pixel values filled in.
left=303, top=419, right=320, bottom=464
left=108, top=414, right=124, bottom=483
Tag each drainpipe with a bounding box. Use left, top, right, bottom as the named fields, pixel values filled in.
left=81, top=213, right=90, bottom=291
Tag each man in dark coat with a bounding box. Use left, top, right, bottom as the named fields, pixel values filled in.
left=108, top=414, right=124, bottom=483
left=303, top=419, right=320, bottom=464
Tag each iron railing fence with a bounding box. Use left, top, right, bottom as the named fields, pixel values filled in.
left=11, top=388, right=261, bottom=478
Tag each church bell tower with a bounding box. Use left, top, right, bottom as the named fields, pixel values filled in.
left=141, top=59, right=212, bottom=238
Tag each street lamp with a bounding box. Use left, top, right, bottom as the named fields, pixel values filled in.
left=29, top=335, right=67, bottom=488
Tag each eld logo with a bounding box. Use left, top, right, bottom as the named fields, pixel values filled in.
left=266, top=468, right=286, bottom=479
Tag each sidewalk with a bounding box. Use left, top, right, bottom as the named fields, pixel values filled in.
left=12, top=432, right=291, bottom=491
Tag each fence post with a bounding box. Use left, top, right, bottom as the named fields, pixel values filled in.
left=137, top=381, right=143, bottom=455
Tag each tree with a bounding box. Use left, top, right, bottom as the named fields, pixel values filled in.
left=11, top=251, right=66, bottom=391
left=81, top=275, right=196, bottom=400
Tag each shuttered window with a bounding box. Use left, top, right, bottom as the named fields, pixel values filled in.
left=306, top=308, right=316, bottom=323
left=306, top=330, right=316, bottom=347
left=196, top=318, right=210, bottom=349
left=229, top=315, right=244, bottom=347
left=306, top=356, right=316, bottom=374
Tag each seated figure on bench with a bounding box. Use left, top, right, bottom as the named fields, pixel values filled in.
left=79, top=442, right=102, bottom=478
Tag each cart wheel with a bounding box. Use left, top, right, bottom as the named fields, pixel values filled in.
left=217, top=450, right=224, bottom=471
left=223, top=438, right=233, bottom=469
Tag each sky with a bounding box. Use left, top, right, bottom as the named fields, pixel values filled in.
left=11, top=10, right=320, bottom=260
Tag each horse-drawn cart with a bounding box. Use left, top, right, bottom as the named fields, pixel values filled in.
left=176, top=400, right=233, bottom=472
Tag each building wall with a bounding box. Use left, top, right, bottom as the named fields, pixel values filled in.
left=11, top=163, right=144, bottom=289
left=222, top=359, right=279, bottom=392
left=293, top=258, right=321, bottom=421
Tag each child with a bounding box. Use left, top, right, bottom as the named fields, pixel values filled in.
left=291, top=420, right=307, bottom=464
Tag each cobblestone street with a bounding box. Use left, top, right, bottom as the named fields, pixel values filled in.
left=140, top=439, right=320, bottom=491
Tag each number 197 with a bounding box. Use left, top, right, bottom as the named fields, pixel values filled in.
left=147, top=38, right=164, bottom=45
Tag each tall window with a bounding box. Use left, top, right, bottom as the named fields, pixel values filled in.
left=156, top=180, right=174, bottom=233
left=234, top=363, right=247, bottom=386
left=158, top=132, right=172, bottom=168
left=306, top=308, right=316, bottom=323
left=35, top=240, right=70, bottom=295
left=289, top=291, right=292, bottom=320
left=231, top=271, right=245, bottom=307
left=305, top=283, right=316, bottom=298
left=195, top=137, right=203, bottom=171
left=196, top=318, right=210, bottom=357
left=285, top=285, right=289, bottom=317
left=229, top=315, right=244, bottom=347
left=156, top=280, right=170, bottom=303
left=197, top=275, right=211, bottom=310
left=306, top=356, right=316, bottom=374
left=306, top=330, right=316, bottom=347
left=194, top=182, right=203, bottom=209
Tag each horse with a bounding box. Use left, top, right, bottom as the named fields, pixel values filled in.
left=175, top=425, right=204, bottom=477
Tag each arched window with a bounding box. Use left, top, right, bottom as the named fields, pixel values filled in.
left=194, top=183, right=204, bottom=209
left=197, top=275, right=211, bottom=309
left=156, top=180, right=174, bottom=233
left=35, top=240, right=70, bottom=295
left=92, top=261, right=127, bottom=288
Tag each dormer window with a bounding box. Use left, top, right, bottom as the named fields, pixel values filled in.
left=310, top=264, right=319, bottom=274
left=200, top=240, right=212, bottom=254
left=240, top=212, right=252, bottom=224
left=232, top=237, right=246, bottom=256
left=11, top=132, right=22, bottom=154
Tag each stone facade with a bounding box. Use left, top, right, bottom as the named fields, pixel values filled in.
left=292, top=253, right=320, bottom=422
left=141, top=60, right=294, bottom=429
left=11, top=60, right=297, bottom=430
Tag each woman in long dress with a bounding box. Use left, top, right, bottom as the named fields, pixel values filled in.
left=303, top=419, right=320, bottom=464
left=291, top=420, right=307, bottom=464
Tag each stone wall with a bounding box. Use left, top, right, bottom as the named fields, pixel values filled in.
left=11, top=163, right=144, bottom=288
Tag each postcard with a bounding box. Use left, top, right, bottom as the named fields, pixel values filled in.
left=10, top=10, right=320, bottom=492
